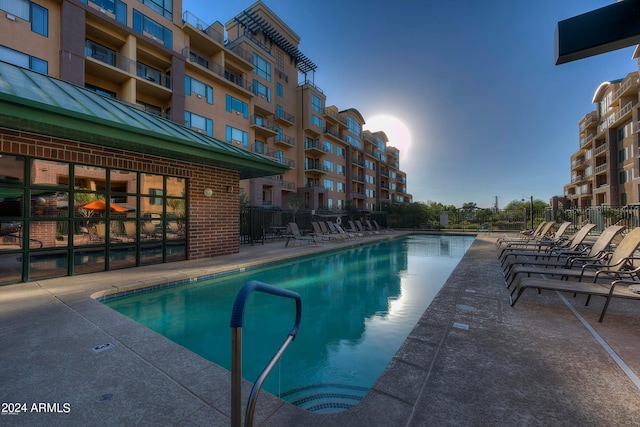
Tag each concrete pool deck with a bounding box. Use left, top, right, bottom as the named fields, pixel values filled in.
left=1, top=232, right=639, bottom=426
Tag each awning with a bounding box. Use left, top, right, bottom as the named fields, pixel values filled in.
left=0, top=61, right=288, bottom=179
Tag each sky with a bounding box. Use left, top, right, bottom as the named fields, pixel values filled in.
left=181, top=0, right=638, bottom=209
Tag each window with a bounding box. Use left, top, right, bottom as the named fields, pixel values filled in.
left=252, top=53, right=271, bottom=81
left=347, top=117, right=361, bottom=136
left=621, top=193, right=627, bottom=206
left=324, top=179, right=334, bottom=191
left=311, top=94, right=323, bottom=113
left=311, top=114, right=322, bottom=129
left=0, top=45, right=47, bottom=74
left=226, top=126, right=248, bottom=147
left=337, top=147, right=345, bottom=158
left=149, top=188, right=163, bottom=205
left=337, top=165, right=345, bottom=175
left=85, top=84, right=116, bottom=98
left=189, top=50, right=208, bottom=68
left=619, top=148, right=627, bottom=163
left=133, top=10, right=172, bottom=48
left=254, top=140, right=264, bottom=154
left=184, top=111, right=213, bottom=136
left=276, top=82, right=283, bottom=97
left=619, top=170, right=628, bottom=184
left=225, top=95, right=248, bottom=118
left=138, top=0, right=172, bottom=19
left=346, top=135, right=361, bottom=149
left=323, top=140, right=334, bottom=154
left=323, top=160, right=334, bottom=172
left=0, top=0, right=29, bottom=19
left=30, top=3, right=48, bottom=36
left=253, top=80, right=271, bottom=101
left=337, top=182, right=345, bottom=192
left=185, top=76, right=213, bottom=104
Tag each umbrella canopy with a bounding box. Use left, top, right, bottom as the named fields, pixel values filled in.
left=79, top=200, right=129, bottom=212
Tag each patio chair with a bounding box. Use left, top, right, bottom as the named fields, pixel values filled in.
left=496, top=222, right=551, bottom=248
left=284, top=222, right=319, bottom=247
left=329, top=221, right=359, bottom=239
left=365, top=220, right=381, bottom=234
left=355, top=220, right=374, bottom=236
left=371, top=220, right=389, bottom=233
left=501, top=223, right=597, bottom=275
left=499, top=222, right=595, bottom=266
left=504, top=225, right=624, bottom=286
left=508, top=227, right=640, bottom=293
left=312, top=221, right=343, bottom=241
left=498, top=221, right=572, bottom=255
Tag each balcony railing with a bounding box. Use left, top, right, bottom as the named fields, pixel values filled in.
left=85, top=40, right=172, bottom=89
left=182, top=47, right=252, bottom=92
left=182, top=11, right=224, bottom=45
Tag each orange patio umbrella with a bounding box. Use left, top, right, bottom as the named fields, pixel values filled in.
left=79, top=200, right=129, bottom=212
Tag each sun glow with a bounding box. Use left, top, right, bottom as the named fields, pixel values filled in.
left=364, top=115, right=412, bottom=160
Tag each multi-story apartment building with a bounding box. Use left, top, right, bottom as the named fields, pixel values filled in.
left=0, top=0, right=410, bottom=284
left=564, top=68, right=639, bottom=207
left=0, top=0, right=410, bottom=211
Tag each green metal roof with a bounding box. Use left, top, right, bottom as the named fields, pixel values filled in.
left=0, top=61, right=287, bottom=179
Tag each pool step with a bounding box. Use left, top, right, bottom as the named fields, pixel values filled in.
left=280, top=383, right=368, bottom=414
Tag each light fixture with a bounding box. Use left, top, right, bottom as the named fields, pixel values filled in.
left=203, top=188, right=213, bottom=197
left=226, top=185, right=233, bottom=193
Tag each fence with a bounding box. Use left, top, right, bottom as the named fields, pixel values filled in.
left=240, top=205, right=640, bottom=243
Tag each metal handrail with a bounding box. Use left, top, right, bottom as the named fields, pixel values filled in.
left=230, top=280, right=302, bottom=427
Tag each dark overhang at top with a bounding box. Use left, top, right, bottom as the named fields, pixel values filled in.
left=555, top=0, right=640, bottom=65
left=0, top=61, right=287, bottom=179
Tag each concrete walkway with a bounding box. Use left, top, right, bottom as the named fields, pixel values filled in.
left=1, top=233, right=639, bottom=426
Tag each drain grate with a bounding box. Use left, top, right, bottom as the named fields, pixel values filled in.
left=92, top=342, right=115, bottom=353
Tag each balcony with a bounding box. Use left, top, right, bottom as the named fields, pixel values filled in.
left=324, top=126, right=345, bottom=142
left=595, top=163, right=608, bottom=174
left=274, top=133, right=295, bottom=147
left=305, top=160, right=325, bottom=176
left=85, top=40, right=172, bottom=99
left=594, top=142, right=608, bottom=155
left=182, top=47, right=252, bottom=94
left=323, top=107, right=347, bottom=127
left=250, top=116, right=278, bottom=137
left=274, top=107, right=295, bottom=126
left=304, top=139, right=325, bottom=155
left=580, top=133, right=595, bottom=148
left=612, top=73, right=639, bottom=101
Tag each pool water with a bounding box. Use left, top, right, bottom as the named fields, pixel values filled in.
left=104, top=234, right=474, bottom=412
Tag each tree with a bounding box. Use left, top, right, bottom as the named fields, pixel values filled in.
left=285, top=195, right=304, bottom=222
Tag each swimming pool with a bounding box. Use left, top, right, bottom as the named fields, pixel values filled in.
left=104, top=234, right=474, bottom=413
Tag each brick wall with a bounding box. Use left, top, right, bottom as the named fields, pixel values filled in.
left=0, top=127, right=240, bottom=258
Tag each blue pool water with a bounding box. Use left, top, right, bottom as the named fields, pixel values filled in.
left=104, top=234, right=474, bottom=412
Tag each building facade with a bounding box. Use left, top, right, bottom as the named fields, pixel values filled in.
left=0, top=0, right=411, bottom=284
left=0, top=0, right=410, bottom=211
left=564, top=66, right=640, bottom=207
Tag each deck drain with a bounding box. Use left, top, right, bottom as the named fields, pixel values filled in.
left=97, top=394, right=113, bottom=402
left=465, top=289, right=477, bottom=293
left=453, top=322, right=469, bottom=330
left=92, top=342, right=115, bottom=353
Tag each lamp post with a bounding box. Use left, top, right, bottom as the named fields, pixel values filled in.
left=522, top=196, right=534, bottom=231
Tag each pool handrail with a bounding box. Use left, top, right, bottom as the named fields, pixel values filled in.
left=230, top=280, right=302, bottom=427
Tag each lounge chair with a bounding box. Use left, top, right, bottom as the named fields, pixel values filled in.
left=284, top=222, right=319, bottom=246
left=355, top=220, right=374, bottom=236
left=496, top=222, right=550, bottom=247
left=504, top=225, right=624, bottom=286
left=372, top=220, right=389, bottom=233
left=511, top=275, right=640, bottom=322
left=311, top=221, right=343, bottom=241
left=508, top=227, right=640, bottom=298
left=500, top=223, right=596, bottom=266
left=365, top=220, right=382, bottom=234
left=501, top=223, right=597, bottom=275
left=498, top=222, right=572, bottom=256
left=496, top=221, right=554, bottom=247
left=329, top=221, right=359, bottom=239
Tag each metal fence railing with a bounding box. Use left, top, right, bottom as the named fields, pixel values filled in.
left=239, top=205, right=640, bottom=243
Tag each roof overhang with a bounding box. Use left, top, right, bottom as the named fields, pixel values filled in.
left=0, top=62, right=287, bottom=179
left=555, top=0, right=640, bottom=65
